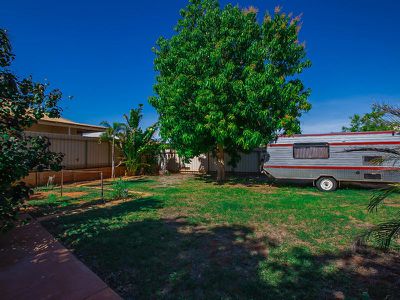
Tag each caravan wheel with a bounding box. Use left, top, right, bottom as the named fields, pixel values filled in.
left=316, top=177, right=337, bottom=192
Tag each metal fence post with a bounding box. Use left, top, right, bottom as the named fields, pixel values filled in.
left=61, top=169, right=63, bottom=197
left=100, top=171, right=104, bottom=203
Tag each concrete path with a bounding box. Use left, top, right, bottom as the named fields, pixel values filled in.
left=0, top=215, right=121, bottom=300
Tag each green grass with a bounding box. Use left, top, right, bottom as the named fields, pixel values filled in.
left=30, top=175, right=400, bottom=299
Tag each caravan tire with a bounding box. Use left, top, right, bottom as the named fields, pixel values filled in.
left=316, top=177, right=337, bottom=192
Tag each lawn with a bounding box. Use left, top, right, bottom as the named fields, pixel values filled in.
left=29, top=175, right=400, bottom=299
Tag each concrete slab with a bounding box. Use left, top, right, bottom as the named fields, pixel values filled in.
left=0, top=215, right=121, bottom=300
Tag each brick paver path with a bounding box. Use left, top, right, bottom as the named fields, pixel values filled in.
left=0, top=215, right=121, bottom=300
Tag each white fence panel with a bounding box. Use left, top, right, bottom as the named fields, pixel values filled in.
left=167, top=149, right=263, bottom=174
left=25, top=132, right=111, bottom=169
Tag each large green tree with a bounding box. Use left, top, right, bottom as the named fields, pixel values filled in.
left=0, top=29, right=63, bottom=230
left=342, top=104, right=395, bottom=132
left=150, top=0, right=311, bottom=181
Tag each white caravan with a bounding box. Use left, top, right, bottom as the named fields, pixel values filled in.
left=262, top=131, right=400, bottom=191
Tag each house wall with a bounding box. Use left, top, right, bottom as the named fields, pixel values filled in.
left=27, top=123, right=79, bottom=135
left=22, top=132, right=127, bottom=186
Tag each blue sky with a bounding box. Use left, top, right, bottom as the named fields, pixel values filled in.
left=3, top=0, right=400, bottom=133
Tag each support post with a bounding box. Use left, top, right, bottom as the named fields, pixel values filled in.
left=60, top=169, right=64, bottom=197
left=85, top=140, right=88, bottom=169
left=100, top=172, right=104, bottom=203
left=207, top=152, right=210, bottom=174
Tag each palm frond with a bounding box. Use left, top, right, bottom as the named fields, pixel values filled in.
left=369, top=184, right=400, bottom=212
left=115, top=106, right=160, bottom=174
left=346, top=103, right=400, bottom=250
left=358, top=217, right=400, bottom=250
left=378, top=103, right=400, bottom=118
left=99, top=120, right=111, bottom=128
left=344, top=147, right=400, bottom=156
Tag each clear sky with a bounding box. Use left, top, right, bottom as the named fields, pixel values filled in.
left=3, top=0, right=400, bottom=133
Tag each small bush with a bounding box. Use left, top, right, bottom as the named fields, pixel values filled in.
left=46, top=193, right=58, bottom=205
left=111, top=179, right=129, bottom=200
left=47, top=193, right=58, bottom=202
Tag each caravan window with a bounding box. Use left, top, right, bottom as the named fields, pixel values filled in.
left=363, top=156, right=383, bottom=166
left=293, top=143, right=329, bottom=159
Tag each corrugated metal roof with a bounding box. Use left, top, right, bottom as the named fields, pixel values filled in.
left=39, top=116, right=105, bottom=132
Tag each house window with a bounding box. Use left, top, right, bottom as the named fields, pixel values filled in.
left=363, top=156, right=383, bottom=166
left=293, top=143, right=329, bottom=159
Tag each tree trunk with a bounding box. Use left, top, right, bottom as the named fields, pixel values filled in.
left=111, top=137, right=115, bottom=179
left=161, top=149, right=168, bottom=174
left=216, top=144, right=225, bottom=183
left=140, top=154, right=146, bottom=175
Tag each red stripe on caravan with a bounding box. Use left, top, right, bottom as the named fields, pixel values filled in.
left=330, top=141, right=400, bottom=146
left=269, top=143, right=292, bottom=147
left=269, top=141, right=400, bottom=147
left=264, top=165, right=400, bottom=171
left=279, top=131, right=395, bottom=137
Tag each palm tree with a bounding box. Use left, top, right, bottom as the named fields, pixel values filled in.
left=119, top=104, right=159, bottom=175
left=349, top=104, right=400, bottom=249
left=99, top=121, right=123, bottom=179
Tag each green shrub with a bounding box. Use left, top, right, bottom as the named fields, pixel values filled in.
left=47, top=193, right=57, bottom=202
left=111, top=179, right=129, bottom=199
left=0, top=29, right=63, bottom=231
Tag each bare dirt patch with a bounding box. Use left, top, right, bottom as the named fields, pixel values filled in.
left=67, top=175, right=143, bottom=188
left=62, top=191, right=88, bottom=198
left=154, top=174, right=193, bottom=187
left=296, top=191, right=321, bottom=196
left=348, top=216, right=373, bottom=229
left=221, top=183, right=277, bottom=194
left=385, top=201, right=400, bottom=208
left=333, top=249, right=400, bottom=293
left=30, top=191, right=88, bottom=200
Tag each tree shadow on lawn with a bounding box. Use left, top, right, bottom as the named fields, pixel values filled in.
left=28, top=194, right=135, bottom=218
left=76, top=177, right=154, bottom=188
left=194, top=174, right=394, bottom=192
left=42, top=198, right=400, bottom=300
left=119, top=177, right=155, bottom=184
left=195, top=173, right=272, bottom=186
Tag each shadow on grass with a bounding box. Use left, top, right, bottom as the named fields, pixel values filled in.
left=42, top=198, right=400, bottom=300
left=118, top=177, right=154, bottom=185
left=76, top=177, right=154, bottom=189
left=194, top=174, right=314, bottom=190
left=29, top=192, right=148, bottom=218
left=194, top=173, right=272, bottom=186
left=194, top=174, right=393, bottom=192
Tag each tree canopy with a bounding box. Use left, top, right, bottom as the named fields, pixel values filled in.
left=150, top=0, right=311, bottom=181
left=0, top=29, right=64, bottom=230
left=342, top=104, right=396, bottom=132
